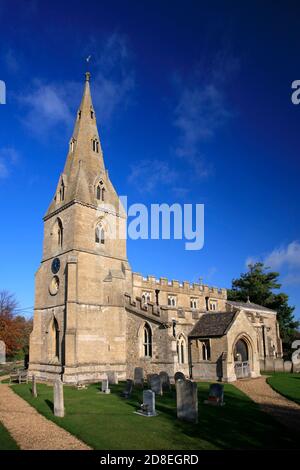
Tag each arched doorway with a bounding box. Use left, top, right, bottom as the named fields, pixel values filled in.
left=234, top=338, right=250, bottom=378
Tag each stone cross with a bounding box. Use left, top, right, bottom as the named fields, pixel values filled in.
left=149, top=374, right=162, bottom=395
left=54, top=379, right=64, bottom=417
left=0, top=340, right=6, bottom=364
left=134, top=367, right=144, bottom=388
left=159, top=371, right=171, bottom=392
left=204, top=383, right=224, bottom=406
left=101, top=378, right=111, bottom=394
left=32, top=374, right=37, bottom=398
left=176, top=379, right=198, bottom=423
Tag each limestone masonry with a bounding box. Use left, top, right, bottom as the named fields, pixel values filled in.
left=29, top=73, right=282, bottom=383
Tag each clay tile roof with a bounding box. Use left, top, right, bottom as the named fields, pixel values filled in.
left=189, top=312, right=236, bottom=338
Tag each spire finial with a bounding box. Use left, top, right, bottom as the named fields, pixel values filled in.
left=85, top=55, right=92, bottom=81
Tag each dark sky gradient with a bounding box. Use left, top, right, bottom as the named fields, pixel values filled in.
left=0, top=0, right=299, bottom=319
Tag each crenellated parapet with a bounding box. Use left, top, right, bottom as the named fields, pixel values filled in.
left=132, top=272, right=227, bottom=298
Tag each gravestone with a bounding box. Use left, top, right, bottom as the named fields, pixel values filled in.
left=292, top=340, right=300, bottom=373
left=134, top=367, right=144, bottom=388
left=284, top=360, right=292, bottom=373
left=204, top=383, right=225, bottom=406
left=0, top=340, right=5, bottom=364
left=149, top=374, right=162, bottom=395
left=107, top=371, right=118, bottom=385
left=159, top=371, right=171, bottom=392
left=274, top=358, right=284, bottom=372
left=174, top=371, right=185, bottom=382
left=147, top=374, right=155, bottom=387
left=264, top=357, right=275, bottom=372
left=176, top=379, right=198, bottom=423
left=121, top=379, right=133, bottom=398
left=100, top=378, right=110, bottom=394
left=32, top=375, right=37, bottom=398
left=54, top=379, right=64, bottom=417
left=135, top=390, right=157, bottom=417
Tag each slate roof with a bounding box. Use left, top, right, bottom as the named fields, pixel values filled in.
left=189, top=312, right=236, bottom=338
left=226, top=300, right=276, bottom=314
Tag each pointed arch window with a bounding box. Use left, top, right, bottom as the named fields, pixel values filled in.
left=201, top=339, right=211, bottom=361
left=70, top=138, right=76, bottom=153
left=177, top=336, right=187, bottom=364
left=96, top=181, right=105, bottom=201
left=92, top=138, right=99, bottom=153
left=57, top=218, right=63, bottom=248
left=95, top=225, right=105, bottom=245
left=90, top=106, right=94, bottom=119
left=51, top=317, right=60, bottom=360
left=143, top=323, right=152, bottom=357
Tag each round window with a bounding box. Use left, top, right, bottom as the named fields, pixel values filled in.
left=49, top=276, right=60, bottom=296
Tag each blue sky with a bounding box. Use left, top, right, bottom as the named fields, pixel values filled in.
left=0, top=0, right=300, bottom=320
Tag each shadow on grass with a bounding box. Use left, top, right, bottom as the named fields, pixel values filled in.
left=45, top=399, right=54, bottom=413
left=10, top=380, right=300, bottom=450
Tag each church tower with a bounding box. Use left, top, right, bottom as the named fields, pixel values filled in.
left=29, top=72, right=132, bottom=383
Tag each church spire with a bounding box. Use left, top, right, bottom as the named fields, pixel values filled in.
left=45, top=72, right=106, bottom=217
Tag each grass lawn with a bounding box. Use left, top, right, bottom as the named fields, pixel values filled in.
left=11, top=381, right=300, bottom=450
left=0, top=421, right=19, bottom=450
left=266, top=372, right=300, bottom=405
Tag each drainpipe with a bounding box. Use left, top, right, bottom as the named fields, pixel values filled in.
left=262, top=325, right=266, bottom=358
left=188, top=338, right=193, bottom=379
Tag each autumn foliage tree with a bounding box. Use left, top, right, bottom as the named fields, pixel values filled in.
left=0, top=290, right=32, bottom=359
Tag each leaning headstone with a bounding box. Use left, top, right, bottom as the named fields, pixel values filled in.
left=150, top=374, right=162, bottom=395
left=32, top=375, right=37, bottom=398
left=121, top=379, right=133, bottom=398
left=176, top=379, right=198, bottom=423
left=147, top=373, right=155, bottom=387
left=0, top=340, right=6, bottom=364
left=54, top=379, right=64, bottom=417
left=135, top=390, right=157, bottom=417
left=100, top=378, right=110, bottom=394
left=107, top=371, right=118, bottom=385
left=284, top=361, right=292, bottom=373
left=292, top=340, right=300, bottom=373
left=134, top=367, right=144, bottom=388
left=159, top=371, right=171, bottom=392
left=174, top=371, right=185, bottom=382
left=204, top=383, right=225, bottom=406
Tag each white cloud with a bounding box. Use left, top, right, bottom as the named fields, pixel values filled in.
left=128, top=159, right=179, bottom=193
left=172, top=52, right=237, bottom=180
left=18, top=33, right=135, bottom=139
left=246, top=241, right=300, bottom=287
left=264, top=241, right=300, bottom=270
left=0, top=147, right=19, bottom=179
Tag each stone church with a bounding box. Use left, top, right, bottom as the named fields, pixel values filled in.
left=29, top=73, right=283, bottom=384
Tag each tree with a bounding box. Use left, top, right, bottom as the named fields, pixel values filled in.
left=0, top=290, right=32, bottom=358
left=227, top=263, right=299, bottom=349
